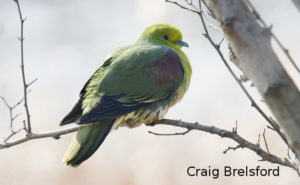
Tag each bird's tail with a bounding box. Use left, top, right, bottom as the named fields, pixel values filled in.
left=63, top=120, right=115, bottom=167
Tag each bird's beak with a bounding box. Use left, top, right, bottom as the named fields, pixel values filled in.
left=176, top=40, right=189, bottom=47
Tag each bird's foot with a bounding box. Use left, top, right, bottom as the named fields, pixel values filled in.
left=146, top=120, right=160, bottom=127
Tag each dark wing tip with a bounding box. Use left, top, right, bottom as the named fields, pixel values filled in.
left=60, top=118, right=74, bottom=126
left=60, top=99, right=83, bottom=126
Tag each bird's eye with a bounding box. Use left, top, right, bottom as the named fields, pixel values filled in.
left=163, top=35, right=169, bottom=40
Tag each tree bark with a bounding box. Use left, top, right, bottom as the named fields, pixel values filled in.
left=202, top=0, right=300, bottom=158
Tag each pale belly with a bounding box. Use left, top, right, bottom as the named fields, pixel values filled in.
left=111, top=85, right=188, bottom=130
left=112, top=103, right=169, bottom=130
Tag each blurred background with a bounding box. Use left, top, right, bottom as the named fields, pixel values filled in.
left=0, top=0, right=300, bottom=184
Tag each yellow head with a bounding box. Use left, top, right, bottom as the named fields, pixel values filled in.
left=138, top=24, right=189, bottom=49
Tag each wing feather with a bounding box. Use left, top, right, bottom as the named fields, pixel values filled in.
left=60, top=58, right=113, bottom=125
left=78, top=45, right=184, bottom=125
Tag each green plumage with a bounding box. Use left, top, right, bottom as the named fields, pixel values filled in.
left=61, top=24, right=192, bottom=166
left=63, top=120, right=114, bottom=166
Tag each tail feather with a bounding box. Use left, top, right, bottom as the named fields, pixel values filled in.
left=63, top=120, right=115, bottom=167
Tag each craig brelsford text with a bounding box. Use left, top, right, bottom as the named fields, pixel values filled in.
left=186, top=165, right=280, bottom=179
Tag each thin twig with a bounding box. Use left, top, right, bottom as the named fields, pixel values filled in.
left=0, top=96, right=24, bottom=134
left=223, top=145, right=242, bottom=154
left=244, top=0, right=300, bottom=72
left=184, top=0, right=198, bottom=10
left=0, top=96, right=14, bottom=131
left=202, top=10, right=223, bottom=34
left=262, top=129, right=271, bottom=154
left=14, top=0, right=32, bottom=133
left=148, top=128, right=191, bottom=136
left=12, top=113, right=21, bottom=122
left=257, top=133, right=261, bottom=145
left=27, top=78, right=38, bottom=87
left=267, top=117, right=291, bottom=151
left=165, top=0, right=201, bottom=13
left=3, top=127, right=25, bottom=143
left=0, top=96, right=10, bottom=108
left=232, top=120, right=238, bottom=133
left=11, top=95, right=26, bottom=109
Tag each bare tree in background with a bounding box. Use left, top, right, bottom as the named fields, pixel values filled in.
left=202, top=0, right=300, bottom=158
left=1, top=0, right=300, bottom=176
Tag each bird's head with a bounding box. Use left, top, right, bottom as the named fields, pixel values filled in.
left=138, top=24, right=189, bottom=49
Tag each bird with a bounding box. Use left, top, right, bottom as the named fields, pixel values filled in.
left=60, top=24, right=192, bottom=167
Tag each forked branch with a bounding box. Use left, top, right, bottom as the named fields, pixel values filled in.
left=14, top=0, right=35, bottom=133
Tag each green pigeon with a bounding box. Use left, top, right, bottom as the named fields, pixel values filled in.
left=60, top=24, right=192, bottom=167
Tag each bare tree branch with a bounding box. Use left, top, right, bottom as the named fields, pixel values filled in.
left=201, top=0, right=300, bottom=159
left=150, top=119, right=300, bottom=175
left=3, top=127, right=25, bottom=143
left=167, top=1, right=288, bottom=145
left=223, top=145, right=242, bottom=154
left=197, top=1, right=292, bottom=153
left=27, top=78, right=38, bottom=88
left=148, top=128, right=191, bottom=135
left=168, top=0, right=293, bottom=152
left=165, top=0, right=201, bottom=13
left=165, top=0, right=300, bottom=176
left=262, top=128, right=271, bottom=154
left=0, top=118, right=299, bottom=175
left=0, top=96, right=25, bottom=138
left=0, top=126, right=79, bottom=149
left=14, top=0, right=35, bottom=133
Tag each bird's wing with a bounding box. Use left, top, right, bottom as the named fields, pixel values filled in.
left=60, top=58, right=113, bottom=125
left=78, top=45, right=184, bottom=124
